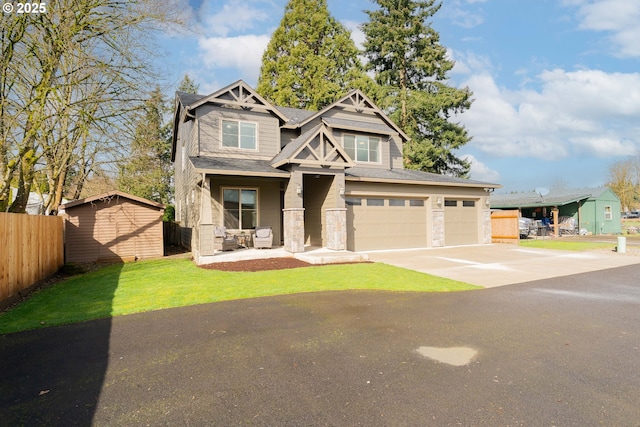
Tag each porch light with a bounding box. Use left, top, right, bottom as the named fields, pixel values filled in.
left=339, top=187, right=345, bottom=196
left=436, top=197, right=442, bottom=207
left=296, top=185, right=302, bottom=195
left=485, top=198, right=491, bottom=208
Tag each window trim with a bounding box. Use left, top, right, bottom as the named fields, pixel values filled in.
left=604, top=205, right=612, bottom=221
left=343, top=133, right=381, bottom=164
left=220, top=119, right=258, bottom=150
left=221, top=187, right=259, bottom=230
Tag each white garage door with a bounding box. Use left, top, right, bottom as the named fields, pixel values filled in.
left=444, top=199, right=479, bottom=246
left=347, top=197, right=427, bottom=251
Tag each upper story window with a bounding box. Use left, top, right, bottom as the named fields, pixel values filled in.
left=222, top=119, right=257, bottom=149
left=344, top=134, right=380, bottom=163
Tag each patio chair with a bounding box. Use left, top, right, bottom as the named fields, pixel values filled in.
left=214, top=226, right=238, bottom=251
left=253, top=226, right=273, bottom=249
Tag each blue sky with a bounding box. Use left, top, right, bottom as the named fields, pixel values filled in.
left=159, top=0, right=640, bottom=193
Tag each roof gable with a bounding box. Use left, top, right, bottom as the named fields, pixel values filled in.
left=271, top=124, right=355, bottom=168
left=61, top=190, right=164, bottom=210
left=188, top=80, right=288, bottom=122
left=289, top=90, right=409, bottom=142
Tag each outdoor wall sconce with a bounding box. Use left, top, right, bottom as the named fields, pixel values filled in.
left=485, top=198, right=491, bottom=208
left=436, top=197, right=442, bottom=207
left=339, top=187, right=345, bottom=196
left=296, top=185, right=302, bottom=195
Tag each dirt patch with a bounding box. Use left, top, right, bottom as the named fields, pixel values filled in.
left=199, top=257, right=313, bottom=272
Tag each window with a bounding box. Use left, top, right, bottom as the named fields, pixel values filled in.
left=409, top=199, right=424, bottom=207
left=444, top=200, right=457, bottom=207
left=345, top=198, right=362, bottom=206
left=344, top=134, right=380, bottom=163
left=222, top=120, right=257, bottom=149
left=367, top=198, right=384, bottom=206
left=223, top=188, right=257, bottom=229
left=604, top=205, right=612, bottom=220
left=463, top=201, right=476, bottom=207
left=389, top=199, right=406, bottom=207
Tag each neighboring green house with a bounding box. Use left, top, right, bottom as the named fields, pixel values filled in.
left=491, top=187, right=621, bottom=235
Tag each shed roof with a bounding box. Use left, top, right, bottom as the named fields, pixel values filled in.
left=61, top=190, right=164, bottom=210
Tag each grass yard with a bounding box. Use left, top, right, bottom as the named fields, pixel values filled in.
left=519, top=239, right=616, bottom=251
left=0, top=258, right=477, bottom=334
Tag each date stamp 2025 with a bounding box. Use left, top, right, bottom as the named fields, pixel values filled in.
left=3, top=2, right=48, bottom=14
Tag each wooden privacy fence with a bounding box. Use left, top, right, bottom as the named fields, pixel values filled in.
left=0, top=213, right=64, bottom=305
left=491, top=210, right=520, bottom=244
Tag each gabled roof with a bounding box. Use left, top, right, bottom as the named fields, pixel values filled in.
left=346, top=167, right=500, bottom=188
left=187, top=80, right=288, bottom=123
left=171, top=81, right=289, bottom=162
left=284, top=90, right=409, bottom=142
left=271, top=124, right=355, bottom=168
left=61, top=190, right=164, bottom=210
left=490, top=187, right=615, bottom=209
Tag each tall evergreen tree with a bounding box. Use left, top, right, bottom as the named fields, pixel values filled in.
left=177, top=73, right=199, bottom=94
left=118, top=86, right=172, bottom=204
left=257, top=0, right=376, bottom=110
left=362, top=0, right=473, bottom=177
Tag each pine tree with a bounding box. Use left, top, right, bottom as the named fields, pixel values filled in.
left=362, top=0, right=473, bottom=177
left=118, top=86, right=172, bottom=204
left=177, top=73, right=199, bottom=94
left=257, top=0, right=376, bottom=110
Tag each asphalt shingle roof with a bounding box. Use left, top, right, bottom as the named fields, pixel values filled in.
left=346, top=167, right=497, bottom=187
left=190, top=156, right=289, bottom=177
left=490, top=187, right=610, bottom=208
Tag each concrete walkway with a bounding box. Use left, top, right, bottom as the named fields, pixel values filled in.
left=366, top=244, right=640, bottom=287
left=198, top=246, right=369, bottom=266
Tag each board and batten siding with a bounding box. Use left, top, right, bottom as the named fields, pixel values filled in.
left=65, top=197, right=164, bottom=263
left=197, top=105, right=281, bottom=159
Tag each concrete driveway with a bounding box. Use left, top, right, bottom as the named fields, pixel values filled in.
left=366, top=244, right=640, bottom=287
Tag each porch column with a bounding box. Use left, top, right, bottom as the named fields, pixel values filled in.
left=199, top=175, right=215, bottom=256
left=283, top=208, right=305, bottom=253
left=283, top=169, right=305, bottom=253
left=325, top=208, right=347, bottom=250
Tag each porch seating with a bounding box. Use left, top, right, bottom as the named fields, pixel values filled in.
left=214, top=226, right=238, bottom=251
left=253, top=226, right=273, bottom=249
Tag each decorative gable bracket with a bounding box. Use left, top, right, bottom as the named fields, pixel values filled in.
left=271, top=125, right=355, bottom=169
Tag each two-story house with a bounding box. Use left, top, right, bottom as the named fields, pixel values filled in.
left=171, top=80, right=499, bottom=261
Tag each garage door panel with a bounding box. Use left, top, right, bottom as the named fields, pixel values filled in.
left=444, top=200, right=478, bottom=246
left=348, top=198, right=427, bottom=251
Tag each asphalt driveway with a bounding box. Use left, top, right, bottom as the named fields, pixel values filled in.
left=2, top=264, right=640, bottom=425
left=366, top=243, right=640, bottom=287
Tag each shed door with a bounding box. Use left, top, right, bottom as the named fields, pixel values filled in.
left=444, top=199, right=479, bottom=246
left=347, top=197, right=427, bottom=251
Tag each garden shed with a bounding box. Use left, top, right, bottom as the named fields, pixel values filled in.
left=61, top=191, right=165, bottom=263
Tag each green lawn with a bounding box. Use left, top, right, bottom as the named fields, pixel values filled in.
left=0, top=258, right=477, bottom=334
left=519, top=239, right=615, bottom=251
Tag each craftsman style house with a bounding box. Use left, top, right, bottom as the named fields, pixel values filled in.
left=171, top=80, right=499, bottom=260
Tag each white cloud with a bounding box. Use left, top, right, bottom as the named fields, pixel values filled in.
left=443, top=0, right=486, bottom=28
left=200, top=1, right=271, bottom=37
left=459, top=69, right=640, bottom=160
left=462, top=154, right=501, bottom=183
left=197, top=34, right=271, bottom=84
left=569, top=0, right=640, bottom=57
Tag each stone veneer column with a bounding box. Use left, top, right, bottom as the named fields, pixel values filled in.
left=325, top=208, right=347, bottom=250
left=431, top=209, right=445, bottom=247
left=283, top=208, right=305, bottom=253
left=482, top=208, right=492, bottom=243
